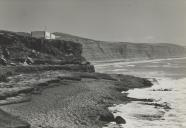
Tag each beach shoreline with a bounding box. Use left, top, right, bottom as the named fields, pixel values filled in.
left=0, top=66, right=153, bottom=128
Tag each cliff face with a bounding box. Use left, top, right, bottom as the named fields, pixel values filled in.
left=0, top=30, right=87, bottom=65
left=81, top=42, right=186, bottom=61
left=54, top=32, right=186, bottom=61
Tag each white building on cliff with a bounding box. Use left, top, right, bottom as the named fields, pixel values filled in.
left=31, top=31, right=56, bottom=39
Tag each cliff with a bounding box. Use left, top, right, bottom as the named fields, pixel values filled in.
left=0, top=30, right=90, bottom=65
left=54, top=32, right=186, bottom=61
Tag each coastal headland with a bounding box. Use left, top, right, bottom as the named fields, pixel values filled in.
left=0, top=30, right=184, bottom=128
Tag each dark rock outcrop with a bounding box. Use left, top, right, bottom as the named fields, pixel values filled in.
left=0, top=30, right=88, bottom=65
left=115, top=116, right=126, bottom=124
left=98, top=110, right=115, bottom=122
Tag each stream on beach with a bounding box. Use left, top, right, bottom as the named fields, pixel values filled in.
left=93, top=57, right=186, bottom=128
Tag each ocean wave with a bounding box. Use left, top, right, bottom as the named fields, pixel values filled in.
left=106, top=78, right=186, bottom=128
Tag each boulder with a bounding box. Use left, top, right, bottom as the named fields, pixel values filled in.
left=99, top=111, right=114, bottom=122
left=115, top=116, right=126, bottom=124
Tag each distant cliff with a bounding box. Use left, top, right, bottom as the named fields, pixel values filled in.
left=54, top=32, right=186, bottom=61
left=79, top=42, right=186, bottom=61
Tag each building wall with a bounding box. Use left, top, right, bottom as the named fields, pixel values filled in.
left=45, top=32, right=51, bottom=39
left=50, top=34, right=56, bottom=39
left=31, top=31, right=56, bottom=39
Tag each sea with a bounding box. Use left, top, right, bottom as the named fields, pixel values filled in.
left=93, top=57, right=186, bottom=128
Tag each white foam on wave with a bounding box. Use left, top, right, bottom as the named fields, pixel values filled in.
left=126, top=64, right=135, bottom=67
left=128, top=78, right=186, bottom=104
left=106, top=78, right=186, bottom=128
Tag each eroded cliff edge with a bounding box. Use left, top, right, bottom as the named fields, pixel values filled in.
left=54, top=32, right=186, bottom=61
left=0, top=30, right=93, bottom=70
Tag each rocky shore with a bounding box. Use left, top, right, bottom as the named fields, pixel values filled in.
left=0, top=65, right=152, bottom=128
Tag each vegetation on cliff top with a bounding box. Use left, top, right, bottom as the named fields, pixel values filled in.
left=0, top=30, right=88, bottom=65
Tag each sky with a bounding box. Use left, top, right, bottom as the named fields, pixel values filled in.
left=0, top=0, right=186, bottom=45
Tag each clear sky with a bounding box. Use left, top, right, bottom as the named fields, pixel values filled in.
left=0, top=0, right=186, bottom=45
